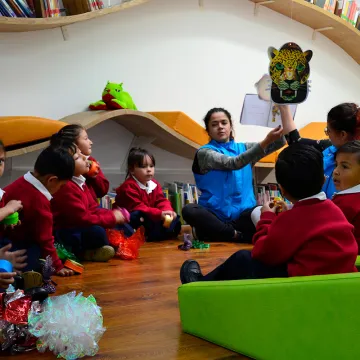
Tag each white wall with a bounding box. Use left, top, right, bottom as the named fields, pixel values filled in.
left=1, top=0, right=359, bottom=188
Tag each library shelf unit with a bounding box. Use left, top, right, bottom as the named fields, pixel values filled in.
left=0, top=0, right=149, bottom=32
left=251, top=0, right=360, bottom=64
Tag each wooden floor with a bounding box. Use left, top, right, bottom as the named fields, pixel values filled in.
left=18, top=240, right=253, bottom=360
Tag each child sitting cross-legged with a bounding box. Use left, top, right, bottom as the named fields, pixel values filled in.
left=180, top=143, right=358, bottom=284
left=115, top=147, right=181, bottom=241
left=2, top=145, right=76, bottom=277
left=332, top=140, right=360, bottom=253
left=51, top=145, right=126, bottom=262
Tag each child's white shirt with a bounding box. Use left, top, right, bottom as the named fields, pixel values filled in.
left=132, top=175, right=157, bottom=195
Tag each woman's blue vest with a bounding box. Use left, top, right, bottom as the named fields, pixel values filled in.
left=194, top=140, right=256, bottom=222
left=322, top=145, right=337, bottom=199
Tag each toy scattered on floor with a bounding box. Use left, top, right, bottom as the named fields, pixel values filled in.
left=178, top=235, right=210, bottom=251
left=28, top=291, right=105, bottom=360
left=268, top=42, right=312, bottom=104
left=89, top=82, right=137, bottom=111
left=163, top=215, right=173, bottom=228
left=0, top=212, right=19, bottom=227
left=64, top=259, right=84, bottom=274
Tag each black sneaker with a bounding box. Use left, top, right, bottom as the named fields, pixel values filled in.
left=180, top=259, right=203, bottom=284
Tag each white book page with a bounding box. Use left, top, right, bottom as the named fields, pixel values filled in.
left=240, top=94, right=297, bottom=128
left=240, top=94, right=270, bottom=127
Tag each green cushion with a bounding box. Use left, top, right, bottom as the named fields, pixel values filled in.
left=178, top=273, right=360, bottom=360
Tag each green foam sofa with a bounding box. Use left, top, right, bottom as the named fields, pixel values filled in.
left=178, top=272, right=360, bottom=360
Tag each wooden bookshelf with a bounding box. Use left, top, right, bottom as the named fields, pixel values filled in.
left=0, top=0, right=149, bottom=32
left=251, top=0, right=360, bottom=64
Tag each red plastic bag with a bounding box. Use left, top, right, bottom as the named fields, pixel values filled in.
left=107, top=228, right=126, bottom=248
left=108, top=227, right=146, bottom=260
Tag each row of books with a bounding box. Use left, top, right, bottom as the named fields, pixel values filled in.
left=0, top=0, right=35, bottom=17
left=307, top=0, right=360, bottom=29
left=163, top=182, right=199, bottom=225
left=0, top=0, right=132, bottom=17
left=256, top=183, right=292, bottom=206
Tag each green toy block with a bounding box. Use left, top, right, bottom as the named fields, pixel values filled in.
left=0, top=212, right=19, bottom=225
left=178, top=273, right=360, bottom=360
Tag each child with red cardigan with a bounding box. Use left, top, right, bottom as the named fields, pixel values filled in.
left=51, top=146, right=126, bottom=262
left=51, top=125, right=109, bottom=201
left=180, top=144, right=358, bottom=284
left=332, top=140, right=360, bottom=253
left=0, top=140, right=30, bottom=289
left=115, top=147, right=181, bottom=241
left=2, top=145, right=76, bottom=277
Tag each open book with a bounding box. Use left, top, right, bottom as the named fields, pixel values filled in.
left=240, top=94, right=297, bottom=128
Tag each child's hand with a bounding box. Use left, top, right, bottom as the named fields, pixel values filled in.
left=161, top=211, right=177, bottom=220
left=0, top=272, right=16, bottom=289
left=113, top=209, right=125, bottom=224
left=261, top=201, right=278, bottom=214
left=0, top=244, right=27, bottom=272
left=56, top=268, right=75, bottom=277
left=274, top=199, right=289, bottom=212
left=4, top=200, right=23, bottom=214
left=260, top=126, right=283, bottom=150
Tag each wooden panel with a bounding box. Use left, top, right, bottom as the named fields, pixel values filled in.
left=251, top=0, right=360, bottom=64
left=61, top=109, right=201, bottom=160
left=0, top=0, right=149, bottom=32
left=16, top=240, right=252, bottom=360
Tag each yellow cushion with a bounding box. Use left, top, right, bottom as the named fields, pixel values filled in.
left=0, top=116, right=67, bottom=147
left=148, top=111, right=209, bottom=146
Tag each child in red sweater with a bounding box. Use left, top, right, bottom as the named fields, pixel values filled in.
left=51, top=146, right=126, bottom=262
left=51, top=125, right=109, bottom=201
left=115, top=147, right=181, bottom=241
left=0, top=140, right=29, bottom=289
left=2, top=145, right=76, bottom=277
left=180, top=143, right=358, bottom=284
left=332, top=140, right=360, bottom=253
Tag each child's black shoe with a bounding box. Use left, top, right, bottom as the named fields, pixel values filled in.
left=180, top=259, right=203, bottom=284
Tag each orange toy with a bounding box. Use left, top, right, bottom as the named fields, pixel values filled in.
left=87, top=160, right=100, bottom=177
left=64, top=259, right=84, bottom=274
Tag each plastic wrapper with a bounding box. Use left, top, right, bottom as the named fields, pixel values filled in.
left=28, top=291, right=105, bottom=360
left=55, top=243, right=79, bottom=262
left=115, top=226, right=145, bottom=260
left=0, top=291, right=37, bottom=353
left=106, top=228, right=126, bottom=248
left=41, top=255, right=56, bottom=294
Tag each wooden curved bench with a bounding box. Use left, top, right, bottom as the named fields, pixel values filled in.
left=61, top=110, right=201, bottom=160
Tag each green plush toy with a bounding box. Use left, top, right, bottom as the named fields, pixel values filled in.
left=89, top=81, right=137, bottom=111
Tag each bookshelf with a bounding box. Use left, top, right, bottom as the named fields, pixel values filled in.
left=0, top=0, right=149, bottom=32
left=251, top=0, right=360, bottom=64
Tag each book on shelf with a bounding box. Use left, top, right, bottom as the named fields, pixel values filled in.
left=255, top=182, right=292, bottom=206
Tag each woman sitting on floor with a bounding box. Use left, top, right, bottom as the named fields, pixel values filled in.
left=182, top=107, right=294, bottom=243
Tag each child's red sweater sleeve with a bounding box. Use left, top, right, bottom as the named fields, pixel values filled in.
left=53, top=184, right=116, bottom=229
left=153, top=182, right=174, bottom=212
left=252, top=211, right=301, bottom=266
left=116, top=182, right=163, bottom=221
left=32, top=205, right=63, bottom=272
left=85, top=156, right=110, bottom=199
